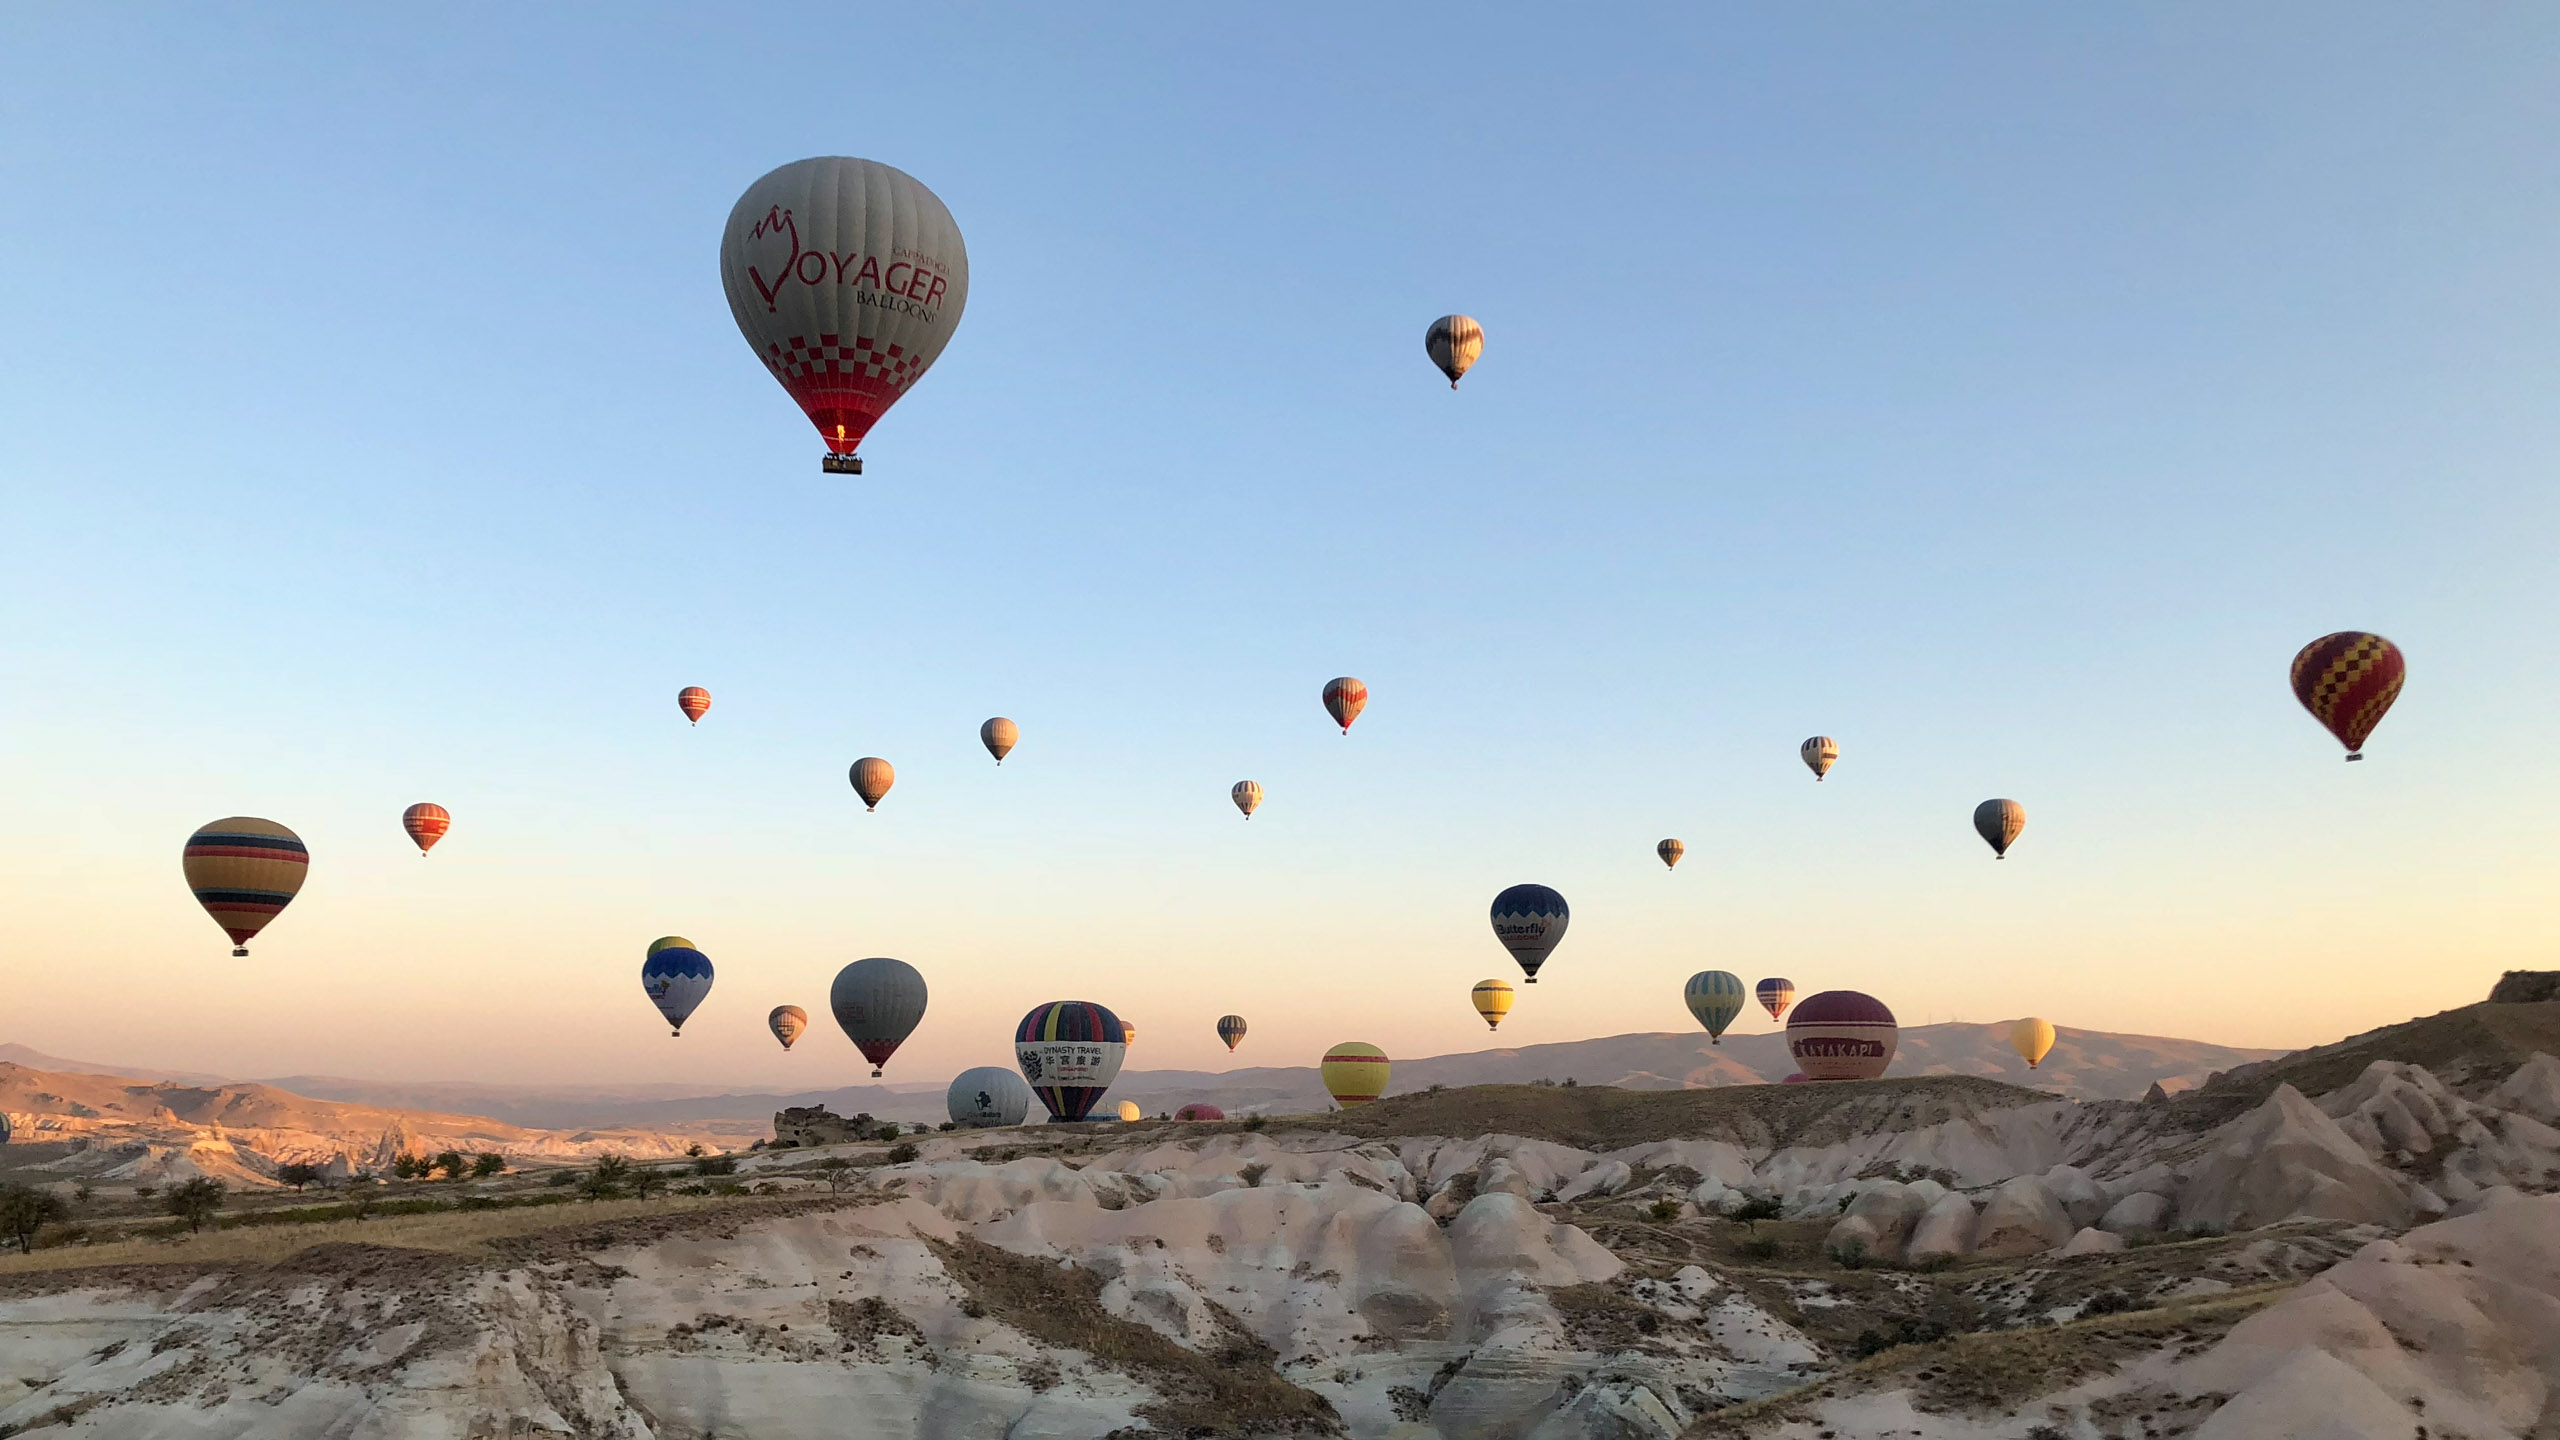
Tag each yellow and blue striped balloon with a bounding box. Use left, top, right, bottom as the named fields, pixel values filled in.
left=1683, top=970, right=1747, bottom=1045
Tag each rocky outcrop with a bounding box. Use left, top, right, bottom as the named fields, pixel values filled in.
left=2487, top=969, right=2560, bottom=1004
left=1905, top=1191, right=1978, bottom=1264
left=2179, top=1083, right=2413, bottom=1232
left=1972, top=1174, right=2076, bottom=1257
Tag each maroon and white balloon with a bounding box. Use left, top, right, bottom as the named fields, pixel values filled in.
left=1784, top=990, right=1899, bottom=1081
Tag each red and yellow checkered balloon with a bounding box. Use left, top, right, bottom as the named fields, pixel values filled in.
left=2290, top=632, right=2405, bottom=760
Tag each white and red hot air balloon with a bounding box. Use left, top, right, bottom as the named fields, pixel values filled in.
left=720, top=158, right=970, bottom=475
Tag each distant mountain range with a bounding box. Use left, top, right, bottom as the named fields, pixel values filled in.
left=0, top=1022, right=2280, bottom=1133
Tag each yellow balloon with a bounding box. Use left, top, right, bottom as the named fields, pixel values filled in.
left=647, top=935, right=695, bottom=956
left=1322, top=1042, right=1391, bottom=1108
left=2011, top=1017, right=2057, bottom=1070
left=1115, top=1100, right=1142, bottom=1123
left=1470, top=979, right=1515, bottom=1031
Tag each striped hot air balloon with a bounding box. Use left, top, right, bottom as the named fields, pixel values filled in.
left=1800, top=736, right=1838, bottom=780
left=850, top=757, right=895, bottom=811
left=768, top=1005, right=808, bottom=1051
left=1974, top=799, right=2025, bottom=858
left=183, top=818, right=309, bottom=957
left=1785, top=990, right=1899, bottom=1081
left=830, top=957, right=928, bottom=1077
left=1683, top=970, right=1747, bottom=1045
left=677, top=687, right=711, bottom=725
left=641, top=945, right=714, bottom=1036
left=1231, top=780, right=1263, bottom=819
left=1015, top=1000, right=1128, bottom=1122
left=1657, top=838, right=1684, bottom=870
left=981, top=717, right=1018, bottom=765
left=2290, top=632, right=2405, bottom=761
left=1471, top=978, right=1515, bottom=1030
left=1322, top=677, right=1368, bottom=735
left=1216, top=1014, right=1248, bottom=1051
left=1425, top=315, right=1483, bottom=388
left=1489, top=884, right=1569, bottom=982
left=1755, top=977, right=1795, bottom=1021
left=1322, top=1042, right=1391, bottom=1108
left=402, top=803, right=450, bottom=856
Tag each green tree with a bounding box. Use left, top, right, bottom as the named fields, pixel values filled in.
left=0, top=1184, right=68, bottom=1254
left=432, top=1150, right=466, bottom=1181
left=629, top=1166, right=670, bottom=1200
left=164, top=1178, right=227, bottom=1234
left=816, top=1157, right=854, bottom=1197
left=276, top=1162, right=322, bottom=1192
left=578, top=1155, right=631, bottom=1201
left=685, top=1142, right=705, bottom=1158
left=471, top=1153, right=505, bottom=1179
left=391, top=1154, right=426, bottom=1180
left=692, top=1154, right=737, bottom=1177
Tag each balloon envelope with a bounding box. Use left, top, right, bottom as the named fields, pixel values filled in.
left=1471, top=978, right=1515, bottom=1030
left=947, top=1066, right=1032, bottom=1128
left=1657, top=838, right=1684, bottom=870
left=183, top=817, right=309, bottom=956
left=980, top=717, right=1018, bottom=764
left=402, top=803, right=450, bottom=855
left=768, top=1005, right=808, bottom=1051
left=850, top=757, right=895, bottom=811
left=2011, top=1017, right=2057, bottom=1070
left=1755, top=977, right=1795, bottom=1021
left=1216, top=1014, right=1248, bottom=1051
left=1785, top=990, right=1899, bottom=1081
left=1115, top=1100, right=1143, bottom=1123
left=1120, top=1021, right=1137, bottom=1046
left=1425, top=314, right=1483, bottom=387
left=647, top=935, right=695, bottom=956
left=1973, top=799, right=2026, bottom=858
left=720, top=157, right=969, bottom=462
left=1488, top=884, right=1569, bottom=982
left=1800, top=736, right=1838, bottom=780
left=1683, top=971, right=1747, bottom=1043
left=678, top=687, right=711, bottom=724
left=2290, top=632, right=2406, bottom=759
left=641, top=946, right=714, bottom=1036
left=1322, top=677, right=1368, bottom=734
left=1231, top=780, right=1262, bottom=818
left=1323, top=1042, right=1391, bottom=1108
left=1175, top=1103, right=1225, bottom=1122
left=830, top=957, right=928, bottom=1076
left=1015, top=1001, right=1128, bottom=1122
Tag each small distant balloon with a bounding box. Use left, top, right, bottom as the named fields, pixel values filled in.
left=1756, top=977, right=1795, bottom=1021
left=2290, top=632, right=2406, bottom=761
left=2011, top=1016, right=2056, bottom=1070
left=980, top=717, right=1018, bottom=765
left=1425, top=314, right=1484, bottom=388
left=1232, top=780, right=1263, bottom=819
left=1322, top=677, right=1368, bottom=735
left=850, top=757, right=896, bottom=811
left=1471, top=978, right=1515, bottom=1030
left=1800, top=736, right=1838, bottom=781
left=1488, top=883, right=1569, bottom=983
left=1322, top=1042, right=1391, bottom=1108
left=1175, top=1103, right=1225, bottom=1122
left=183, top=817, right=309, bottom=957
left=1120, top=1021, right=1138, bottom=1046
left=948, top=1065, right=1032, bottom=1128
left=1684, top=970, right=1746, bottom=1045
left=1115, top=1100, right=1143, bottom=1123
left=402, top=803, right=450, bottom=857
left=830, top=957, right=928, bottom=1077
left=769, top=1005, right=808, bottom=1051
left=1216, top=1014, right=1248, bottom=1051
left=1657, top=838, right=1684, bottom=870
left=1973, top=799, right=2026, bottom=858
left=641, top=944, right=714, bottom=1037
left=678, top=687, right=711, bottom=725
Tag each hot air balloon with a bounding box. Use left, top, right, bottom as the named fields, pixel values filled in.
left=183, top=818, right=308, bottom=957
left=1684, top=971, right=1747, bottom=1045
left=850, top=757, right=895, bottom=811
left=1120, top=1021, right=1137, bottom=1046
left=1756, top=977, right=1795, bottom=1021
left=1323, top=1042, right=1391, bottom=1107
left=1322, top=677, right=1368, bottom=735
left=1489, top=884, right=1569, bottom=983
left=829, top=957, right=927, bottom=1077
left=1175, top=1103, right=1225, bottom=1122
left=677, top=687, right=712, bottom=725
left=2011, top=1017, right=2056, bottom=1070
left=647, top=935, right=696, bottom=957
left=947, top=1066, right=1033, bottom=1128
left=1785, top=990, right=1898, bottom=1081
left=981, top=717, right=1018, bottom=765
left=1471, top=978, right=1515, bottom=1030
left=402, top=803, right=450, bottom=857
left=769, top=1005, right=808, bottom=1051
left=1115, top=1100, right=1143, bottom=1123
left=1016, top=1001, right=1128, bottom=1122
left=1231, top=780, right=1263, bottom=819
left=1424, top=315, right=1483, bottom=388
left=1216, top=1014, right=1248, bottom=1051
left=641, top=944, right=714, bottom=1036
left=1973, top=799, right=2025, bottom=859
left=2291, top=632, right=2406, bottom=761
left=1801, top=736, right=1838, bottom=780
left=1657, top=839, right=1684, bottom=870
left=720, top=156, right=970, bottom=475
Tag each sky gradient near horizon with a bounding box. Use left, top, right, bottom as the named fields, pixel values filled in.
left=2, top=6, right=2555, bottom=1088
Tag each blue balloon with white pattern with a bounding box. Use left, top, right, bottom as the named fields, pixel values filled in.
left=641, top=945, right=715, bottom=1037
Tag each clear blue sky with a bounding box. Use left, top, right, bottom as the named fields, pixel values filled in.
left=2, top=6, right=2553, bottom=1086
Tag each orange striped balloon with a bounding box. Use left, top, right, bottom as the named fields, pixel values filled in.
left=183, top=817, right=308, bottom=956
left=677, top=687, right=712, bottom=725
left=402, top=803, right=450, bottom=856
left=2290, top=632, right=2405, bottom=761
left=1322, top=677, right=1368, bottom=734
